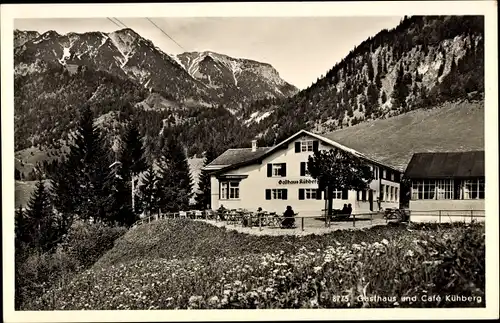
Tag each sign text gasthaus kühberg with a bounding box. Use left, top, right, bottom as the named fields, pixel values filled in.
left=278, top=179, right=317, bottom=185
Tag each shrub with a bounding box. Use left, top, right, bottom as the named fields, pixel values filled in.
left=16, top=221, right=127, bottom=309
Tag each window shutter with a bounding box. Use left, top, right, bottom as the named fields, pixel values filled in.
left=357, top=190, right=360, bottom=201
left=298, top=189, right=305, bottom=200
left=395, top=173, right=400, bottom=182
left=267, top=164, right=272, bottom=177
left=265, top=189, right=271, bottom=200
left=316, top=188, right=322, bottom=200
left=282, top=189, right=288, bottom=200
left=313, top=140, right=319, bottom=152
left=341, top=189, right=348, bottom=200
left=362, top=190, right=367, bottom=201
left=295, top=142, right=301, bottom=153
left=281, top=163, right=287, bottom=177
left=300, top=162, right=306, bottom=176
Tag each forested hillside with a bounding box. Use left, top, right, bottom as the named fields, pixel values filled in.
left=250, top=15, right=484, bottom=146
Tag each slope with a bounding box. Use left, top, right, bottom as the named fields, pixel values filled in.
left=323, top=99, right=484, bottom=171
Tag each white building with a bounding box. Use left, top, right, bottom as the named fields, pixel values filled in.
left=404, top=151, right=485, bottom=223
left=204, top=130, right=401, bottom=216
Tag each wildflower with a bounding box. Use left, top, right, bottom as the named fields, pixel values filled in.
left=405, top=250, right=415, bottom=257
left=309, top=298, right=319, bottom=307
left=208, top=296, right=219, bottom=305
left=313, top=266, right=322, bottom=273
left=381, top=239, right=389, bottom=245
left=234, top=280, right=242, bottom=286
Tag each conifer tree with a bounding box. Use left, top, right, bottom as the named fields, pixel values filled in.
left=194, top=146, right=216, bottom=210
left=137, top=162, right=160, bottom=216
left=157, top=130, right=193, bottom=212
left=24, top=181, right=58, bottom=253
left=117, top=119, right=147, bottom=214
left=51, top=105, right=112, bottom=223
left=367, top=59, right=375, bottom=82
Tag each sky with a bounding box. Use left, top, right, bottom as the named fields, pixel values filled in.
left=15, top=17, right=403, bottom=89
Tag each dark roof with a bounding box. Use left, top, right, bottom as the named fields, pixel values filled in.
left=404, top=151, right=485, bottom=179
left=207, top=147, right=271, bottom=166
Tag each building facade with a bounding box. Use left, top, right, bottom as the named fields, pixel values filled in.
left=404, top=151, right=485, bottom=223
left=204, top=130, right=401, bottom=216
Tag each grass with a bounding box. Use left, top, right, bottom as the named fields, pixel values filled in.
left=24, top=219, right=485, bottom=310
left=324, top=100, right=484, bottom=171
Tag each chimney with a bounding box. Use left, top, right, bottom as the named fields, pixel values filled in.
left=251, top=139, right=257, bottom=152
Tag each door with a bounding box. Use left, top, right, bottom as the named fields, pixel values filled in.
left=369, top=189, right=374, bottom=211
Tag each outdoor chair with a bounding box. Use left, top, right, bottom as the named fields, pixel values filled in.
left=194, top=210, right=203, bottom=219
left=179, top=211, right=188, bottom=219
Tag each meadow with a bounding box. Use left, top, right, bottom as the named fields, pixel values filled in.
left=21, top=219, right=485, bottom=310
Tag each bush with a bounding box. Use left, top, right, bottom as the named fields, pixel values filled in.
left=59, top=221, right=128, bottom=270
left=16, top=221, right=127, bottom=309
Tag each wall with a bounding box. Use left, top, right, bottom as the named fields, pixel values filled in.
left=409, top=199, right=485, bottom=223
left=211, top=134, right=401, bottom=216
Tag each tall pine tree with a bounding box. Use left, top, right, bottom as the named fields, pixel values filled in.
left=51, top=105, right=112, bottom=223
left=194, top=146, right=217, bottom=210
left=24, top=181, right=59, bottom=253
left=157, top=130, right=193, bottom=212
left=116, top=119, right=147, bottom=215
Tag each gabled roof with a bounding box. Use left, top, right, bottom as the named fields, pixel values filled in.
left=209, top=129, right=401, bottom=175
left=207, top=147, right=271, bottom=167
left=404, top=151, right=485, bottom=179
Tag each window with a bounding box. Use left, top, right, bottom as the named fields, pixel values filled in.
left=390, top=186, right=394, bottom=201
left=395, top=188, right=399, bottom=202
left=436, top=179, right=454, bottom=200
left=273, top=164, right=283, bottom=176
left=381, top=184, right=385, bottom=200
left=266, top=188, right=287, bottom=200
left=295, top=140, right=319, bottom=153
left=305, top=188, right=318, bottom=199
left=374, top=166, right=379, bottom=180
left=391, top=173, right=395, bottom=181
left=385, top=185, right=389, bottom=201
left=332, top=190, right=342, bottom=199
left=301, top=140, right=314, bottom=152
left=357, top=190, right=367, bottom=201
left=382, top=169, right=387, bottom=179
left=267, top=163, right=286, bottom=177
left=411, top=180, right=437, bottom=200
left=463, top=178, right=485, bottom=199
left=220, top=181, right=239, bottom=200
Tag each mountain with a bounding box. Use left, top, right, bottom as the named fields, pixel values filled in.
left=13, top=16, right=485, bottom=201
left=248, top=16, right=484, bottom=146
left=177, top=51, right=298, bottom=108
left=14, top=28, right=297, bottom=109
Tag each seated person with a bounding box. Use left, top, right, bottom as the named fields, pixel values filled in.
left=347, top=203, right=353, bottom=215
left=282, top=205, right=296, bottom=228
left=341, top=204, right=349, bottom=215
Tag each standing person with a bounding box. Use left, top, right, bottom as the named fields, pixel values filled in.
left=282, top=205, right=295, bottom=228
left=347, top=203, right=353, bottom=216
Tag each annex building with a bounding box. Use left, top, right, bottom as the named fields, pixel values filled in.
left=404, top=151, right=485, bottom=222
left=204, top=130, right=401, bottom=216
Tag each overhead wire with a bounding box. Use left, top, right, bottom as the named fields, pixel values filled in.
left=114, top=18, right=128, bottom=29
left=145, top=17, right=186, bottom=51
left=107, top=17, right=123, bottom=30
